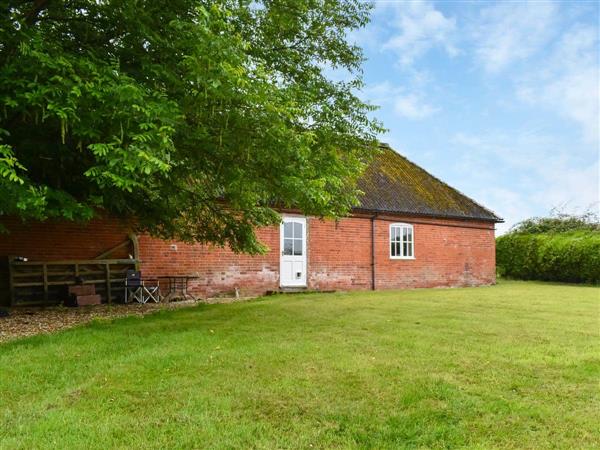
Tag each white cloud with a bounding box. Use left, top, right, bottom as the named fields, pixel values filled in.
left=361, top=81, right=439, bottom=120
left=517, top=25, right=600, bottom=142
left=393, top=93, right=439, bottom=119
left=473, top=0, right=558, bottom=73
left=381, top=0, right=457, bottom=67
left=478, top=187, right=535, bottom=235
left=360, top=81, right=397, bottom=106
left=469, top=1, right=599, bottom=142
left=533, top=161, right=599, bottom=211
left=449, top=130, right=599, bottom=232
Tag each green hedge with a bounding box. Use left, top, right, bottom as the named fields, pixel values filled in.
left=496, top=231, right=600, bottom=284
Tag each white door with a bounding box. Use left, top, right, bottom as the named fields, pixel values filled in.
left=280, top=216, right=307, bottom=287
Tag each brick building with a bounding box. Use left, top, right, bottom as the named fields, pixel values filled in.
left=0, top=145, right=502, bottom=303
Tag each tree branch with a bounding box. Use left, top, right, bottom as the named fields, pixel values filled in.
left=24, top=0, right=50, bottom=25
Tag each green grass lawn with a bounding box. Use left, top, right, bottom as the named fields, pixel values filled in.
left=1, top=281, right=598, bottom=449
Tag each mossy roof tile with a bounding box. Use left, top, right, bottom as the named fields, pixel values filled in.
left=356, top=144, right=502, bottom=222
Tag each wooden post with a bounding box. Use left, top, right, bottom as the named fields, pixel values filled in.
left=7, top=256, right=15, bottom=306
left=129, top=233, right=140, bottom=270
left=105, top=263, right=111, bottom=304
left=42, top=263, right=48, bottom=303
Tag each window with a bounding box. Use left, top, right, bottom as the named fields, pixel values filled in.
left=283, top=221, right=303, bottom=256
left=390, top=223, right=414, bottom=259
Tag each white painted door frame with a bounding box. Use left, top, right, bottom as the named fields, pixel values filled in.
left=279, top=216, right=307, bottom=287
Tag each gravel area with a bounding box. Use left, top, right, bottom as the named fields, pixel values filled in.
left=0, top=300, right=201, bottom=343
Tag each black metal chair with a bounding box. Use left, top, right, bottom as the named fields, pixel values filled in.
left=125, top=270, right=160, bottom=303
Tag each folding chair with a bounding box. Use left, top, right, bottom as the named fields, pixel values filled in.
left=125, top=270, right=160, bottom=303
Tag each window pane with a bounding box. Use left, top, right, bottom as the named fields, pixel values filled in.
left=293, top=239, right=302, bottom=255
left=396, top=242, right=401, bottom=257
left=283, top=239, right=293, bottom=255
left=407, top=228, right=413, bottom=242
left=391, top=242, right=396, bottom=256
left=392, top=226, right=400, bottom=242
left=403, top=242, right=408, bottom=256
left=403, top=227, right=408, bottom=239
left=407, top=242, right=413, bottom=257
left=284, top=222, right=293, bottom=238
left=294, top=222, right=303, bottom=238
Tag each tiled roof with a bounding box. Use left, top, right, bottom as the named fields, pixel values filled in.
left=355, top=144, right=502, bottom=222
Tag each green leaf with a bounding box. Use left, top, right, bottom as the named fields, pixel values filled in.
left=0, top=0, right=382, bottom=253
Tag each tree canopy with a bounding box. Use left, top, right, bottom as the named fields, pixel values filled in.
left=0, top=0, right=382, bottom=252
left=508, top=209, right=600, bottom=235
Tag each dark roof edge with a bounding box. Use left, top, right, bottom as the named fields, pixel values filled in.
left=377, top=143, right=503, bottom=222
left=352, top=207, right=504, bottom=223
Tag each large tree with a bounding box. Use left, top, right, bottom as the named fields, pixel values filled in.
left=0, top=0, right=382, bottom=252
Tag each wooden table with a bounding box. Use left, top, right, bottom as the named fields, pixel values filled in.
left=158, top=276, right=199, bottom=302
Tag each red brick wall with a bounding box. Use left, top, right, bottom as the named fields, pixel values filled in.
left=307, top=215, right=496, bottom=291
left=370, top=216, right=496, bottom=289
left=0, top=216, right=131, bottom=260
left=138, top=228, right=280, bottom=298
left=0, top=214, right=496, bottom=300
left=307, top=217, right=372, bottom=290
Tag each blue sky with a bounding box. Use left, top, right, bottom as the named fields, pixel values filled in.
left=349, top=0, right=599, bottom=233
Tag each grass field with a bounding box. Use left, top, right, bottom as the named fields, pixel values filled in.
left=1, top=280, right=598, bottom=449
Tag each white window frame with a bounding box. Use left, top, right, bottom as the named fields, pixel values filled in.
left=389, top=223, right=415, bottom=260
